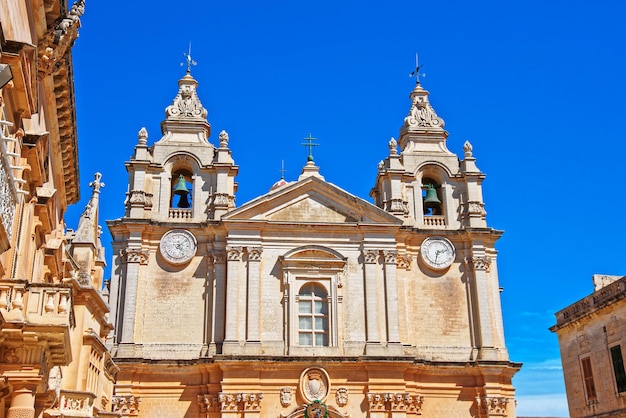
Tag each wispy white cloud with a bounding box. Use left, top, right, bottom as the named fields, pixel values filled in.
left=516, top=393, right=569, bottom=417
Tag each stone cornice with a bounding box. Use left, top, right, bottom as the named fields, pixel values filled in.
left=552, top=275, right=626, bottom=331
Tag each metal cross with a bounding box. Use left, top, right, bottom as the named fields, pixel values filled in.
left=182, top=42, right=197, bottom=73
left=278, top=160, right=286, bottom=179
left=301, top=133, right=319, bottom=162
left=409, top=52, right=425, bottom=84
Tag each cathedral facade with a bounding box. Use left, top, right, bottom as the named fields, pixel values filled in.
left=107, top=70, right=520, bottom=417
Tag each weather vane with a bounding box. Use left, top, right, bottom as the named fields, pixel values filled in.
left=409, top=52, right=425, bottom=84
left=181, top=42, right=197, bottom=73
left=301, top=133, right=319, bottom=162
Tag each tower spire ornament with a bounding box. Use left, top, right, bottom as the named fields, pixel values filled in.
left=301, top=133, right=319, bottom=162
left=409, top=53, right=425, bottom=85
left=181, top=42, right=197, bottom=74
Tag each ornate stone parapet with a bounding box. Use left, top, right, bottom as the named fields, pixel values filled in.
left=218, top=392, right=263, bottom=412
left=111, top=395, right=141, bottom=416
left=367, top=393, right=424, bottom=414
left=476, top=396, right=509, bottom=416
left=169, top=208, right=192, bottom=220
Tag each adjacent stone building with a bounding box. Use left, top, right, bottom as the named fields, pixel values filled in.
left=551, top=274, right=626, bottom=417
left=0, top=1, right=117, bottom=417
left=107, top=69, right=521, bottom=417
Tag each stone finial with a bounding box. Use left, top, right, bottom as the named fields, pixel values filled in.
left=138, top=127, right=148, bottom=145
left=388, top=137, right=398, bottom=155
left=165, top=73, right=208, bottom=120
left=378, top=160, right=384, bottom=171
left=219, top=130, right=229, bottom=147
left=89, top=172, right=105, bottom=194
left=463, top=140, right=473, bottom=158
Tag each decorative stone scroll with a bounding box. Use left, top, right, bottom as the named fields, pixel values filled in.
left=122, top=248, right=149, bottom=265
left=463, top=201, right=486, bottom=216
left=396, top=254, right=413, bottom=270
left=280, top=387, right=293, bottom=407
left=367, top=393, right=424, bottom=414
left=382, top=250, right=397, bottom=265
left=476, top=396, right=509, bottom=416
left=335, top=387, right=348, bottom=407
left=247, top=247, right=263, bottom=261
left=111, top=395, right=141, bottom=416
left=212, top=251, right=226, bottom=264
left=226, top=247, right=242, bottom=261
left=403, top=87, right=445, bottom=130
left=128, top=190, right=153, bottom=209
left=466, top=256, right=492, bottom=272
left=218, top=393, right=263, bottom=412
left=363, top=250, right=379, bottom=264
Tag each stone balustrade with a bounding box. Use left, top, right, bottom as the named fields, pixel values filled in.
left=423, top=215, right=446, bottom=227
left=0, top=281, right=72, bottom=326
left=169, top=208, right=193, bottom=220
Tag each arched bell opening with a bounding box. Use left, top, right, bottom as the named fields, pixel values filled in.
left=422, top=176, right=443, bottom=216
left=170, top=170, right=193, bottom=209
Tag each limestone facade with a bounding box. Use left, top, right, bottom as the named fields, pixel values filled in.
left=551, top=275, right=626, bottom=417
left=107, top=71, right=520, bottom=417
left=0, top=1, right=117, bottom=417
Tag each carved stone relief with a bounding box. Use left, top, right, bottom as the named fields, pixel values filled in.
left=299, top=367, right=330, bottom=403
left=335, top=387, right=348, bottom=407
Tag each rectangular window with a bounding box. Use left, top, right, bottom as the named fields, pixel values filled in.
left=611, top=345, right=626, bottom=393
left=581, top=357, right=597, bottom=402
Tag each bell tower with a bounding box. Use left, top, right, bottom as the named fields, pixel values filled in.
left=371, top=78, right=507, bottom=362
left=108, top=70, right=238, bottom=359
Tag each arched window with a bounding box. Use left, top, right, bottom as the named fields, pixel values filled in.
left=298, top=283, right=329, bottom=347
left=170, top=170, right=193, bottom=209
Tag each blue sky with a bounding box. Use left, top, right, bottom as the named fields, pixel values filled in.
left=66, top=1, right=626, bottom=416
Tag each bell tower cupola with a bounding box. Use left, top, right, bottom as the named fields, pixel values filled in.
left=121, top=70, right=238, bottom=223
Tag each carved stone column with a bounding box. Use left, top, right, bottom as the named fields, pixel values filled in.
left=246, top=247, right=262, bottom=345
left=223, top=247, right=243, bottom=348
left=8, top=387, right=35, bottom=418
left=363, top=249, right=381, bottom=351
left=382, top=250, right=401, bottom=347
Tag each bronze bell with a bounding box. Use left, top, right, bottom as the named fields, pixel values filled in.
left=423, top=184, right=441, bottom=214
left=173, top=175, right=190, bottom=208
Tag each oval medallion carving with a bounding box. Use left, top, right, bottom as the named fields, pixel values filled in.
left=299, top=367, right=330, bottom=404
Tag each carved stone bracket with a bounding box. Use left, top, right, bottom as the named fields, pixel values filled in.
left=37, top=0, right=85, bottom=77
left=111, top=395, right=141, bottom=416
left=363, top=250, right=379, bottom=264
left=466, top=256, right=492, bottom=272
left=367, top=393, right=424, bottom=414
left=476, top=396, right=509, bottom=416
left=218, top=392, right=263, bottom=412
left=396, top=254, right=413, bottom=270
left=122, top=248, right=149, bottom=265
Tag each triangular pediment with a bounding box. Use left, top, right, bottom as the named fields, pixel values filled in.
left=223, top=176, right=402, bottom=226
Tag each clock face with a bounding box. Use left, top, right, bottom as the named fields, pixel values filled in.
left=159, top=229, right=197, bottom=265
left=420, top=236, right=455, bottom=270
